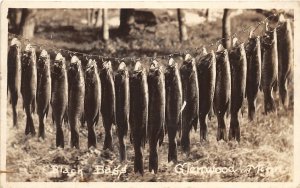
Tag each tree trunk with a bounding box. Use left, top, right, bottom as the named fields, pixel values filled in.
left=19, top=9, right=37, bottom=39
left=177, top=9, right=188, bottom=42
left=205, top=9, right=209, bottom=21
left=119, top=9, right=135, bottom=35
left=95, top=9, right=102, bottom=27
left=102, top=9, right=109, bottom=42
left=222, top=9, right=231, bottom=49
left=87, top=9, right=92, bottom=26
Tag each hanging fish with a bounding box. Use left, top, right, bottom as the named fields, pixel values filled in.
left=7, top=38, right=22, bottom=128
left=261, top=23, right=278, bottom=114
left=245, top=30, right=261, bottom=121
left=277, top=14, right=293, bottom=108
left=21, top=44, right=37, bottom=135
left=148, top=60, right=165, bottom=173
left=115, top=61, right=130, bottom=161
left=36, top=49, right=51, bottom=139
left=84, top=59, right=101, bottom=148
left=165, top=58, right=182, bottom=163
left=129, top=61, right=148, bottom=175
left=180, top=54, right=199, bottom=153
left=100, top=60, right=116, bottom=150
left=228, top=38, right=247, bottom=142
left=196, top=47, right=216, bottom=141
left=214, top=44, right=231, bottom=141
left=68, top=56, right=85, bottom=148
left=51, top=53, right=68, bottom=148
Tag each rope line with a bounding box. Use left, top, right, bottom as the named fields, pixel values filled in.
left=8, top=12, right=291, bottom=61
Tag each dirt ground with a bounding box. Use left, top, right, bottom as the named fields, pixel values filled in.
left=6, top=9, right=294, bottom=182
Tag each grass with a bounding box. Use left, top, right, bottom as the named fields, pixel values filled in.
left=6, top=9, right=293, bottom=182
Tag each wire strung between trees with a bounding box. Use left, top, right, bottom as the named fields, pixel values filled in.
left=8, top=12, right=290, bottom=62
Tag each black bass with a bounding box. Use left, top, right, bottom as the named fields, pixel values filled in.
left=21, top=44, right=37, bottom=135
left=84, top=59, right=101, bottom=148
left=7, top=38, right=22, bottom=127
left=228, top=38, right=247, bottom=142
left=277, top=14, right=293, bottom=108
left=37, top=50, right=51, bottom=139
left=165, top=58, right=182, bottom=163
left=129, top=61, right=148, bottom=175
left=115, top=62, right=130, bottom=161
left=100, top=61, right=116, bottom=150
left=68, top=56, right=85, bottom=148
left=51, top=53, right=68, bottom=148
left=180, top=54, right=199, bottom=153
left=148, top=60, right=165, bottom=173
left=214, top=44, right=231, bottom=141
left=261, top=23, right=278, bottom=114
left=196, top=48, right=216, bottom=141
left=245, top=31, right=261, bottom=121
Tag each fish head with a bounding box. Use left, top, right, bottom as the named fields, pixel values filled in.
left=85, top=59, right=97, bottom=74
left=118, top=61, right=127, bottom=71
left=133, top=61, right=143, bottom=72
left=10, top=38, right=21, bottom=51
left=69, top=55, right=82, bottom=73
left=216, top=44, right=228, bottom=62
left=278, top=14, right=286, bottom=23
left=37, top=49, right=50, bottom=67
left=53, top=53, right=66, bottom=71
left=9, top=38, right=21, bottom=58
left=182, top=53, right=195, bottom=68
left=23, top=44, right=35, bottom=58
left=102, top=60, right=112, bottom=71
left=166, top=58, right=177, bottom=75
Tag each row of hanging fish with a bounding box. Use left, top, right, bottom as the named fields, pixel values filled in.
left=7, top=16, right=293, bottom=175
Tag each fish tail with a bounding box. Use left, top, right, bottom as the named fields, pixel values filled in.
left=134, top=147, right=144, bottom=175
left=229, top=113, right=240, bottom=142
left=216, top=115, right=227, bottom=141
left=149, top=144, right=158, bottom=174
left=199, top=115, right=208, bottom=141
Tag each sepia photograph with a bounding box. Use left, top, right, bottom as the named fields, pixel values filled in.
left=0, top=0, right=299, bottom=187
